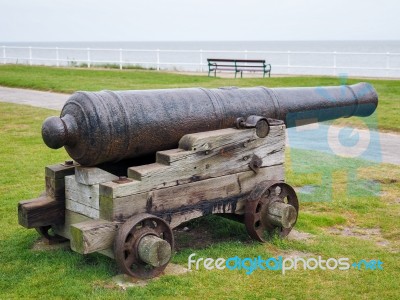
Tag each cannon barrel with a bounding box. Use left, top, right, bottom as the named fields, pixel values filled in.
left=42, top=83, right=378, bottom=166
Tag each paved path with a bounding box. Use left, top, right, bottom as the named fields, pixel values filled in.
left=0, top=86, right=68, bottom=110
left=0, top=86, right=399, bottom=165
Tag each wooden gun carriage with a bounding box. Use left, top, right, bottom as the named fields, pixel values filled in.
left=18, top=84, right=378, bottom=278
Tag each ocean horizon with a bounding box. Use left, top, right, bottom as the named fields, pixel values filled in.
left=2, top=40, right=400, bottom=77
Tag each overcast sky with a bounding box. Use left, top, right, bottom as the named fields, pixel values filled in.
left=1, top=0, right=399, bottom=42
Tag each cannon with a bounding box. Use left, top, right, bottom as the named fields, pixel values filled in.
left=18, top=83, right=378, bottom=278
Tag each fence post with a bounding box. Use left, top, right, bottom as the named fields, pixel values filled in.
left=156, top=49, right=160, bottom=71
left=287, top=50, right=291, bottom=74
left=2, top=46, right=5, bottom=64
left=200, top=49, right=203, bottom=72
left=119, top=49, right=123, bottom=70
left=386, top=52, right=390, bottom=77
left=87, top=48, right=91, bottom=68
left=56, top=47, right=59, bottom=67
left=29, top=46, right=32, bottom=66
left=333, top=51, right=337, bottom=76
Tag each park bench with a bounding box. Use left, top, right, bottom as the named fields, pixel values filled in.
left=207, top=58, right=271, bottom=78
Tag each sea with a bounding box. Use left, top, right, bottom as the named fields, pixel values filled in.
left=2, top=41, right=400, bottom=77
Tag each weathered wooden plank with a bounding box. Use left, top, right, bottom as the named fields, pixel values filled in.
left=98, top=248, right=115, bottom=259
left=53, top=210, right=116, bottom=258
left=45, top=163, right=76, bottom=179
left=45, top=176, right=66, bottom=201
left=66, top=200, right=100, bottom=219
left=102, top=126, right=285, bottom=199
left=168, top=210, right=204, bottom=228
left=100, top=165, right=284, bottom=222
left=100, top=192, right=149, bottom=222
left=234, top=164, right=285, bottom=214
left=150, top=174, right=240, bottom=212
left=45, top=163, right=76, bottom=201
left=53, top=210, right=92, bottom=239
left=237, top=164, right=284, bottom=192
left=18, top=197, right=64, bottom=228
left=74, top=167, right=118, bottom=186
left=65, top=175, right=99, bottom=209
left=70, top=220, right=119, bottom=254
left=129, top=126, right=284, bottom=188
left=161, top=125, right=284, bottom=164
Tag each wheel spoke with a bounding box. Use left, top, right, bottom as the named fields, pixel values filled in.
left=253, top=212, right=261, bottom=222
left=124, top=252, right=136, bottom=267
left=153, top=225, right=167, bottom=236
left=123, top=243, right=132, bottom=252
left=143, top=219, right=155, bottom=228
left=259, top=196, right=268, bottom=206
left=279, top=189, right=289, bottom=199
left=255, top=224, right=268, bottom=239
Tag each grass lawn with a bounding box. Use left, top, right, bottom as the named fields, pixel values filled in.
left=0, top=65, right=399, bottom=132
left=0, top=66, right=399, bottom=299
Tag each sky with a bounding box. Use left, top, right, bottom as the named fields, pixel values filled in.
left=0, top=0, right=399, bottom=42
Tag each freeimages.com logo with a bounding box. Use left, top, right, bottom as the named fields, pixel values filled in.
left=188, top=253, right=383, bottom=275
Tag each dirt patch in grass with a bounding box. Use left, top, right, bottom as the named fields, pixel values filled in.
left=31, top=237, right=70, bottom=251
left=326, top=226, right=392, bottom=249
left=287, top=229, right=315, bottom=242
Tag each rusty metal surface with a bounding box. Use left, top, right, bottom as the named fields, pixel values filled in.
left=249, top=155, right=263, bottom=174
left=114, top=213, right=174, bottom=278
left=236, top=115, right=270, bottom=138
left=245, top=181, right=299, bottom=242
left=112, top=176, right=133, bottom=184
left=42, top=83, right=378, bottom=166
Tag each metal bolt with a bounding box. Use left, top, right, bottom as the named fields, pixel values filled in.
left=113, top=176, right=132, bottom=184
left=243, top=156, right=249, bottom=161
left=205, top=150, right=210, bottom=155
left=255, top=120, right=269, bottom=138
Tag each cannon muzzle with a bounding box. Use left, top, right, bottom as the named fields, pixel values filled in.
left=42, top=83, right=378, bottom=166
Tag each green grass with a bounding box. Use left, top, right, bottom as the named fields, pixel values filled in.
left=0, top=67, right=399, bottom=299
left=0, top=65, right=399, bottom=132
left=0, top=102, right=399, bottom=299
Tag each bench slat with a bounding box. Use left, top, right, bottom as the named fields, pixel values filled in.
left=207, top=58, right=271, bottom=78
left=207, top=58, right=265, bottom=63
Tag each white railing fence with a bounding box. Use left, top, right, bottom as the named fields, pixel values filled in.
left=2, top=45, right=400, bottom=77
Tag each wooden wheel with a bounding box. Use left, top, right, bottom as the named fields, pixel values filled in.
left=245, top=181, right=299, bottom=242
left=114, top=213, right=174, bottom=278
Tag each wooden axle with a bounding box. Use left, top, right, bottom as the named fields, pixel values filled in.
left=266, top=202, right=297, bottom=229
left=137, top=235, right=172, bottom=267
